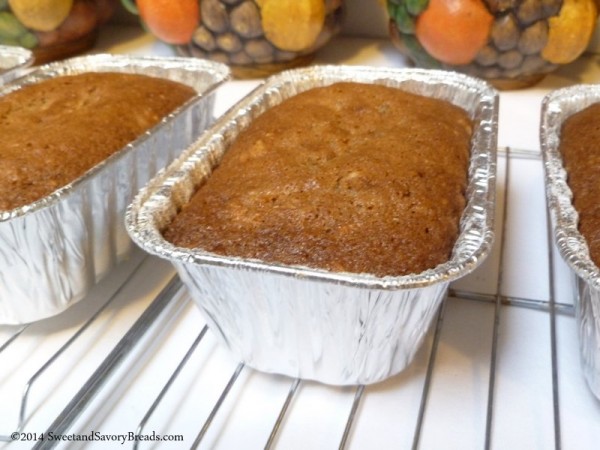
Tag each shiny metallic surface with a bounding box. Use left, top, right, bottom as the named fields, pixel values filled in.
left=0, top=54, right=230, bottom=324
left=0, top=46, right=33, bottom=85
left=541, top=85, right=600, bottom=399
left=127, top=66, right=498, bottom=385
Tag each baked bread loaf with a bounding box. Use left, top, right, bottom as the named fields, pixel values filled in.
left=0, top=72, right=196, bottom=210
left=559, top=103, right=600, bottom=266
left=163, top=82, right=473, bottom=277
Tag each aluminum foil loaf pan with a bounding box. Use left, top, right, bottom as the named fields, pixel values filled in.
left=0, top=54, right=230, bottom=324
left=541, top=85, right=600, bottom=400
left=126, top=66, right=498, bottom=385
left=0, top=45, right=33, bottom=85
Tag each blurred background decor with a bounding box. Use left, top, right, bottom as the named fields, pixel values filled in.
left=386, top=0, right=599, bottom=89
left=0, top=0, right=117, bottom=64
left=121, top=0, right=344, bottom=78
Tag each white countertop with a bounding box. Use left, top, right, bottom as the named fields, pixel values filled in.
left=1, top=25, right=600, bottom=450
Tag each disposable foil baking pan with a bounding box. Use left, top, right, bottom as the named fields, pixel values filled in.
left=127, top=66, right=498, bottom=385
left=0, top=45, right=33, bottom=85
left=0, top=54, right=229, bottom=324
left=541, top=85, right=600, bottom=400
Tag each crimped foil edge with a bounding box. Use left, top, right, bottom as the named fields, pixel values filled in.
left=0, top=54, right=230, bottom=222
left=541, top=85, right=600, bottom=399
left=0, top=54, right=230, bottom=324
left=541, top=85, right=600, bottom=289
left=128, top=65, right=498, bottom=291
left=126, top=65, right=498, bottom=384
left=0, top=45, right=33, bottom=85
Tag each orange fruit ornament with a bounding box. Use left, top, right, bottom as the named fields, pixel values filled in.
left=415, top=0, right=494, bottom=66
left=136, top=0, right=199, bottom=45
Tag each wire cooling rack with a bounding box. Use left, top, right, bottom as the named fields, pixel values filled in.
left=1, top=149, right=599, bottom=450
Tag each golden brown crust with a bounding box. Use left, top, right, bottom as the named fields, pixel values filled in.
left=0, top=72, right=196, bottom=210
left=164, top=82, right=473, bottom=277
left=559, top=103, right=600, bottom=266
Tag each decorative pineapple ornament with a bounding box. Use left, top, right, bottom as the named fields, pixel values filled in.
left=387, top=0, right=598, bottom=88
left=123, top=0, right=344, bottom=79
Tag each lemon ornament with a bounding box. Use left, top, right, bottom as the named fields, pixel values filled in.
left=8, top=0, right=73, bottom=32
left=542, top=0, right=598, bottom=64
left=260, top=0, right=325, bottom=52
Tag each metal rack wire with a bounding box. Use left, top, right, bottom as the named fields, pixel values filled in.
left=0, top=149, right=590, bottom=450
